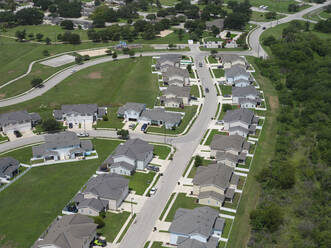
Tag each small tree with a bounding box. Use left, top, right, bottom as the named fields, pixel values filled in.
left=128, top=49, right=135, bottom=57
left=187, top=64, right=192, bottom=73
left=93, top=216, right=105, bottom=228
left=31, top=78, right=43, bottom=88
left=83, top=55, right=90, bottom=61
left=15, top=29, right=26, bottom=42
left=211, top=25, right=220, bottom=36
left=36, top=33, right=43, bottom=41
left=45, top=37, right=51, bottom=45
left=210, top=49, right=217, bottom=56
left=28, top=33, right=34, bottom=40
left=41, top=118, right=62, bottom=132
left=106, top=49, right=112, bottom=56
left=75, top=54, right=83, bottom=64
left=194, top=155, right=203, bottom=167
left=43, top=49, right=49, bottom=56
left=122, top=47, right=130, bottom=54
left=117, top=129, right=129, bottom=139
left=60, top=20, right=74, bottom=30
left=102, top=115, right=109, bottom=121
left=226, top=31, right=231, bottom=38
left=112, top=52, right=117, bottom=59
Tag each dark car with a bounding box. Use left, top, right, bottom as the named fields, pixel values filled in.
left=205, top=87, right=209, bottom=93
left=14, top=130, right=22, bottom=138
left=191, top=96, right=198, bottom=100
left=141, top=123, right=148, bottom=133
left=199, top=62, right=203, bottom=67
left=147, top=166, right=160, bottom=172
left=262, top=27, right=266, bottom=30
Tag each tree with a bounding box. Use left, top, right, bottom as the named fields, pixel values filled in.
left=210, top=49, right=217, bottom=56
left=112, top=52, right=118, bottom=59
left=58, top=0, right=82, bottom=18
left=288, top=3, right=299, bottom=12
left=93, top=216, right=105, bottom=228
left=263, top=35, right=277, bottom=46
left=117, top=129, right=129, bottom=139
left=75, top=54, right=83, bottom=64
left=194, top=155, right=203, bottom=167
left=106, top=49, right=112, bottom=56
left=177, top=28, right=184, bottom=41
left=45, top=37, right=51, bottom=45
left=28, top=33, right=34, bottom=40
left=128, top=49, right=135, bottom=57
left=250, top=203, right=283, bottom=232
left=42, top=49, right=49, bottom=56
left=36, top=33, right=43, bottom=41
left=31, top=78, right=43, bottom=88
left=146, top=13, right=156, bottom=21
left=187, top=64, right=192, bottom=73
left=60, top=20, right=74, bottom=30
left=16, top=8, right=44, bottom=25
left=83, top=55, right=90, bottom=61
left=62, top=32, right=81, bottom=44
left=142, top=24, right=155, bottom=40
left=41, top=118, right=61, bottom=132
left=15, top=29, right=26, bottom=41
left=265, top=11, right=277, bottom=20
left=211, top=25, right=220, bottom=36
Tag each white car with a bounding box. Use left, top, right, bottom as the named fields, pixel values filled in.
left=150, top=187, right=157, bottom=195
left=77, top=132, right=89, bottom=137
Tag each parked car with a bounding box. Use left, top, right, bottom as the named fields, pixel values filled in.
left=147, top=166, right=160, bottom=172
left=13, top=130, right=22, bottom=138
left=94, top=239, right=107, bottom=247
left=216, top=120, right=224, bottom=125
left=129, top=124, right=136, bottom=129
left=199, top=62, right=203, bottom=67
left=262, top=27, right=266, bottom=30
left=141, top=123, right=148, bottom=133
left=191, top=96, right=198, bottom=100
left=77, top=132, right=89, bottom=137
left=150, top=187, right=157, bottom=195
left=205, top=87, right=209, bottom=93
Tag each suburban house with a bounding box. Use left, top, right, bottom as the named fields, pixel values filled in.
left=232, top=86, right=261, bottom=108
left=224, top=65, right=251, bottom=83
left=160, top=85, right=191, bottom=108
left=0, top=157, right=20, bottom=181
left=233, top=78, right=251, bottom=87
left=53, top=104, right=107, bottom=130
left=169, top=207, right=225, bottom=248
left=99, top=138, right=154, bottom=175
left=117, top=102, right=146, bottom=121
left=162, top=66, right=190, bottom=87
left=33, top=214, right=97, bottom=248
left=193, top=163, right=239, bottom=207
left=223, top=108, right=258, bottom=137
left=31, top=131, right=94, bottom=163
left=81, top=174, right=129, bottom=210
left=155, top=54, right=181, bottom=72
left=73, top=193, right=108, bottom=217
left=140, top=108, right=182, bottom=129
left=210, top=134, right=250, bottom=159
left=0, top=110, right=41, bottom=136
left=218, top=54, right=247, bottom=69
left=206, top=19, right=224, bottom=32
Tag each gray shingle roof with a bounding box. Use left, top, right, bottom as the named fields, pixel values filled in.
left=193, top=163, right=234, bottom=190
left=210, top=134, right=245, bottom=152
left=238, top=98, right=259, bottom=105
left=162, top=85, right=191, bottom=98
left=83, top=174, right=129, bottom=201
left=34, top=214, right=97, bottom=248
left=206, top=19, right=224, bottom=30
left=232, top=86, right=258, bottom=98
left=169, top=207, right=219, bottom=238
left=162, top=66, right=189, bottom=79
left=218, top=54, right=246, bottom=65
left=216, top=151, right=240, bottom=163
left=225, top=65, right=250, bottom=79
left=198, top=190, right=225, bottom=203
left=160, top=97, right=183, bottom=105
left=0, top=157, right=20, bottom=178
left=234, top=78, right=251, bottom=86
left=141, top=108, right=182, bottom=125
left=223, top=108, right=255, bottom=124
left=156, top=54, right=181, bottom=69
left=80, top=140, right=93, bottom=151
left=77, top=198, right=108, bottom=212
left=177, top=236, right=219, bottom=248
left=0, top=110, right=40, bottom=127
left=110, top=161, right=135, bottom=172
left=117, top=102, right=146, bottom=116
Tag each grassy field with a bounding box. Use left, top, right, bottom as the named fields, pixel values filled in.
left=0, top=138, right=122, bottom=248
left=96, top=107, right=125, bottom=129
left=147, top=106, right=198, bottom=135
left=220, top=85, right=232, bottom=96
left=213, top=68, right=225, bottom=78
left=0, top=57, right=159, bottom=119
left=226, top=56, right=279, bottom=248
left=208, top=55, right=219, bottom=63
left=251, top=11, right=285, bottom=22
left=100, top=211, right=131, bottom=242
left=0, top=145, right=33, bottom=164
left=153, top=144, right=171, bottom=160
left=126, top=171, right=156, bottom=195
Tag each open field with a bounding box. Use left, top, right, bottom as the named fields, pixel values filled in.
left=250, top=11, right=286, bottom=22
left=0, top=57, right=159, bottom=120
left=0, top=138, right=122, bottom=248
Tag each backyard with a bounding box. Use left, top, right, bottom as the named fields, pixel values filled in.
left=99, top=211, right=131, bottom=242
left=0, top=138, right=122, bottom=248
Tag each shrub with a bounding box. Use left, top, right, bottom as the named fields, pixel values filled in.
left=94, top=216, right=105, bottom=228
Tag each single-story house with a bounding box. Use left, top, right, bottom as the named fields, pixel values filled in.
left=193, top=163, right=239, bottom=207
left=216, top=151, right=247, bottom=167
left=156, top=54, right=181, bottom=72
left=210, top=134, right=250, bottom=157
left=0, top=157, right=20, bottom=180
left=206, top=19, right=224, bottom=32
left=169, top=207, right=225, bottom=247
left=31, top=131, right=94, bottom=163
left=232, top=86, right=260, bottom=108
left=53, top=104, right=107, bottom=130
left=33, top=214, right=97, bottom=248
left=225, top=65, right=250, bottom=83
left=99, top=138, right=154, bottom=175
left=117, top=102, right=146, bottom=121
left=223, top=108, right=258, bottom=137
left=160, top=97, right=183, bottom=108
left=162, top=66, right=190, bottom=87
left=82, top=174, right=129, bottom=210
left=161, top=85, right=191, bottom=106
left=140, top=108, right=182, bottom=129
left=0, top=110, right=41, bottom=136
left=218, top=54, right=247, bottom=69
left=233, top=78, right=251, bottom=87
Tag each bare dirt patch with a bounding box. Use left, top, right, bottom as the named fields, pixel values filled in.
left=78, top=48, right=108, bottom=57
left=158, top=29, right=174, bottom=37
left=8, top=70, right=15, bottom=74
left=0, top=93, right=6, bottom=99
left=86, top=72, right=102, bottom=79
left=269, top=96, right=279, bottom=111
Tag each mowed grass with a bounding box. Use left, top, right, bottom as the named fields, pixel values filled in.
left=126, top=171, right=156, bottom=195
left=226, top=56, right=279, bottom=248
left=100, top=211, right=131, bottom=242
left=0, top=57, right=159, bottom=119
left=153, top=144, right=171, bottom=160
left=0, top=138, right=122, bottom=248
left=250, top=11, right=285, bottom=22
left=0, top=145, right=33, bottom=164
left=190, top=85, right=200, bottom=98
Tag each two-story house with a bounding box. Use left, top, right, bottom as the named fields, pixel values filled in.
left=232, top=86, right=260, bottom=108
left=162, top=66, right=190, bottom=87
left=155, top=54, right=181, bottom=72
left=117, top=102, right=146, bottom=121
left=218, top=54, right=247, bottom=69
left=160, top=85, right=191, bottom=108
left=225, top=65, right=250, bottom=84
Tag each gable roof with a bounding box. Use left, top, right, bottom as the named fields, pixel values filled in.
left=162, top=85, right=191, bottom=98
left=110, top=161, right=135, bottom=172
left=223, top=108, right=255, bottom=124
left=117, top=102, right=146, bottom=115
left=177, top=236, right=219, bottom=248
left=59, top=104, right=98, bottom=116
left=169, top=207, right=219, bottom=238
left=232, top=86, right=258, bottom=98
left=141, top=108, right=182, bottom=125
left=77, top=198, right=108, bottom=212
left=225, top=65, right=250, bottom=79
left=210, top=134, right=245, bottom=152
left=0, top=110, right=40, bottom=127
left=193, top=163, right=234, bottom=190
left=218, top=54, right=246, bottom=65
left=162, top=66, right=189, bottom=79
left=156, top=54, right=181, bottom=68
left=0, top=157, right=20, bottom=178
left=234, top=78, right=250, bottom=86
left=34, top=214, right=97, bottom=248
left=83, top=174, right=129, bottom=201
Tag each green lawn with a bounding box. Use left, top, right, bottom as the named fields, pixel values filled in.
left=250, top=11, right=285, bottom=22
left=0, top=57, right=159, bottom=119
left=222, top=218, right=233, bottom=238
left=135, top=29, right=190, bottom=44
left=208, top=55, right=219, bottom=64
left=0, top=145, right=33, bottom=164
left=153, top=144, right=171, bottom=160
left=99, top=212, right=131, bottom=242
left=204, top=129, right=228, bottom=146
left=159, top=0, right=179, bottom=5
left=147, top=106, right=198, bottom=135
left=213, top=68, right=225, bottom=78
left=220, top=85, right=232, bottom=96
left=96, top=107, right=125, bottom=129
left=0, top=135, right=8, bottom=143
left=223, top=193, right=240, bottom=209
left=126, top=171, right=156, bottom=195
left=151, top=241, right=166, bottom=248
left=0, top=138, right=122, bottom=248
left=159, top=193, right=176, bottom=220
left=190, top=85, right=200, bottom=98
